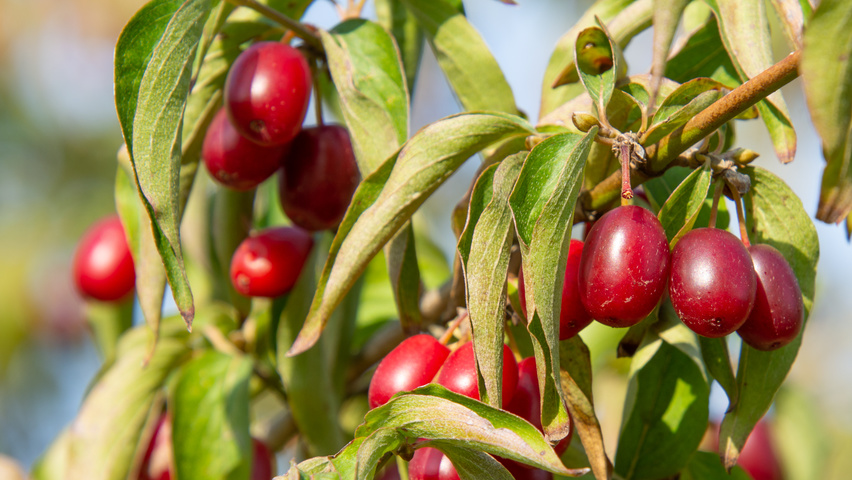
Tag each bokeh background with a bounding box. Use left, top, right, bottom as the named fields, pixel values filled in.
left=1, top=0, right=850, bottom=477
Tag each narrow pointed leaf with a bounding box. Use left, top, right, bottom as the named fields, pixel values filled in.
left=574, top=25, right=621, bottom=118
left=705, top=0, right=797, bottom=163
left=801, top=0, right=852, bottom=223
left=698, top=336, right=738, bottom=409
left=768, top=0, right=805, bottom=49
left=650, top=78, right=729, bottom=129
left=720, top=166, right=818, bottom=470
left=648, top=0, right=690, bottom=105
left=665, top=16, right=740, bottom=88
left=509, top=130, right=596, bottom=441
left=321, top=19, right=409, bottom=174
left=401, top=0, right=519, bottom=114
left=614, top=338, right=710, bottom=480
left=656, top=161, right=712, bottom=246
left=560, top=336, right=612, bottom=480
left=386, top=223, right=423, bottom=333
left=115, top=0, right=214, bottom=328
left=644, top=90, right=722, bottom=145
left=540, top=0, right=648, bottom=117
left=679, top=451, right=752, bottom=480
left=375, top=0, right=425, bottom=91
left=172, top=351, right=253, bottom=480
left=459, top=153, right=525, bottom=408
left=278, top=247, right=345, bottom=456
left=289, top=112, right=534, bottom=355
left=64, top=329, right=188, bottom=480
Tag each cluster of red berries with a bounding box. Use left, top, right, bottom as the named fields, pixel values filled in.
left=137, top=415, right=274, bottom=480
left=367, top=335, right=572, bottom=480
left=520, top=204, right=803, bottom=351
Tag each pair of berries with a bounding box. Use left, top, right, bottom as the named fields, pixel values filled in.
left=368, top=335, right=572, bottom=480
left=203, top=41, right=359, bottom=232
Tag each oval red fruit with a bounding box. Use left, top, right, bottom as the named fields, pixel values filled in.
left=230, top=226, right=313, bottom=298
left=73, top=215, right=136, bottom=301
left=368, top=334, right=451, bottom=409
left=434, top=342, right=518, bottom=407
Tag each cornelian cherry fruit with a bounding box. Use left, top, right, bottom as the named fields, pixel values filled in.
left=408, top=447, right=460, bottom=480
left=737, top=244, right=803, bottom=351
left=73, top=215, right=135, bottom=302
left=368, top=334, right=450, bottom=408
left=229, top=226, right=313, bottom=298
left=669, top=228, right=756, bottom=338
left=434, top=342, right=518, bottom=407
left=225, top=42, right=312, bottom=146
left=578, top=205, right=670, bottom=327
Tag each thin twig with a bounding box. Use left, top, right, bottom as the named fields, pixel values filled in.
left=708, top=179, right=724, bottom=229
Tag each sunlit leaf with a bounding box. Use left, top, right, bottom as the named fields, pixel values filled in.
left=656, top=161, right=712, bottom=246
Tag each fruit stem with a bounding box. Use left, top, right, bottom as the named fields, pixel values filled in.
left=439, top=310, right=469, bottom=346
left=396, top=456, right=411, bottom=480
left=224, top=0, right=323, bottom=51
left=727, top=182, right=751, bottom=247
left=619, top=142, right=633, bottom=204
left=312, top=58, right=325, bottom=126
left=708, top=179, right=724, bottom=228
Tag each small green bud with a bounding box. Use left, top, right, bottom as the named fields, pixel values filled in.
left=572, top=112, right=600, bottom=133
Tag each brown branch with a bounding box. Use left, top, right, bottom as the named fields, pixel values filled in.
left=583, top=50, right=801, bottom=213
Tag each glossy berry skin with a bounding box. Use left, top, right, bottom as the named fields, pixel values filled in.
left=368, top=334, right=451, bottom=408
left=669, top=228, right=756, bottom=338
left=518, top=239, right=592, bottom=340
left=578, top=205, right=670, bottom=327
left=225, top=42, right=312, bottom=146
left=408, top=448, right=460, bottom=480
left=279, top=125, right=360, bottom=231
left=434, top=342, right=518, bottom=407
left=229, top=226, right=313, bottom=298
left=202, top=108, right=288, bottom=190
left=737, top=244, right=803, bottom=351
left=73, top=215, right=136, bottom=301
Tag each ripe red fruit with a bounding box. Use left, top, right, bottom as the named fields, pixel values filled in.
left=368, top=334, right=451, bottom=409
left=202, top=108, right=288, bottom=190
left=229, top=226, right=313, bottom=298
left=250, top=438, right=275, bottom=480
left=434, top=342, right=518, bottom=407
left=279, top=125, right=360, bottom=231
left=578, top=205, right=670, bottom=327
left=669, top=228, right=756, bottom=338
left=735, top=421, right=783, bottom=480
left=518, top=239, right=592, bottom=340
left=73, top=215, right=136, bottom=301
left=225, top=41, right=312, bottom=146
left=737, top=244, right=803, bottom=351
left=408, top=447, right=460, bottom=480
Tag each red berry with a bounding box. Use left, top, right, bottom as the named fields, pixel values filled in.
left=250, top=438, right=275, bottom=480
left=229, top=226, right=313, bottom=297
left=368, top=334, right=451, bottom=409
left=225, top=42, right=312, bottom=146
left=518, top=239, right=592, bottom=340
left=202, top=108, right=288, bottom=190
left=139, top=415, right=171, bottom=480
left=578, top=205, right=670, bottom=327
left=408, top=448, right=460, bottom=480
left=669, top=228, right=756, bottom=338
left=73, top=215, right=135, bottom=301
left=279, top=125, right=360, bottom=231
left=736, top=421, right=783, bottom=480
left=434, top=342, right=518, bottom=407
left=737, top=244, right=803, bottom=351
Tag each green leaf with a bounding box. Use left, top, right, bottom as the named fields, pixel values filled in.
left=401, top=0, right=519, bottom=114
left=115, top=0, right=214, bottom=328
left=773, top=387, right=830, bottom=480
left=357, top=385, right=585, bottom=475
left=656, top=161, right=712, bottom=246
left=172, top=351, right=253, bottom=480
left=768, top=0, right=806, bottom=49
left=679, top=451, right=751, bottom=480
left=385, top=223, right=423, bottom=333
left=540, top=0, right=648, bottom=117
left=643, top=80, right=725, bottom=146
left=63, top=329, right=188, bottom=480
left=559, top=336, right=612, bottom=480
left=288, top=112, right=533, bottom=355
left=614, top=339, right=710, bottom=480
left=459, top=153, right=524, bottom=408
left=698, top=336, right=738, bottom=409
left=665, top=15, right=740, bottom=88
left=704, top=0, right=797, bottom=163
left=648, top=0, right=690, bottom=104
left=438, top=445, right=515, bottom=480
left=801, top=0, right=852, bottom=223
left=509, top=130, right=596, bottom=441
left=720, top=166, right=819, bottom=470
left=277, top=246, right=346, bottom=455
left=375, top=0, right=425, bottom=92
left=574, top=25, right=620, bottom=120
left=322, top=19, right=409, bottom=174
left=31, top=428, right=71, bottom=480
